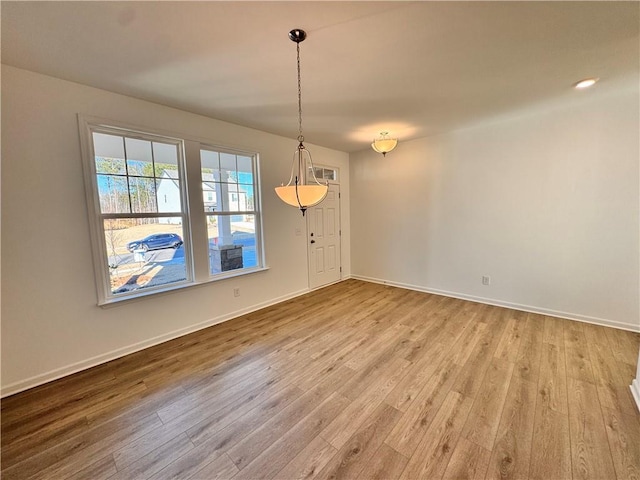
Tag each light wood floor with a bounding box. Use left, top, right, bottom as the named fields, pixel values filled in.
left=2, top=280, right=639, bottom=480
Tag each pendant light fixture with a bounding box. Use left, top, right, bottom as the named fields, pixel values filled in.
left=275, top=29, right=328, bottom=216
left=371, top=131, right=398, bottom=156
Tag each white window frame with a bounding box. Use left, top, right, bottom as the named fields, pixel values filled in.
left=199, top=145, right=264, bottom=279
left=78, top=115, right=266, bottom=305
left=307, top=164, right=339, bottom=184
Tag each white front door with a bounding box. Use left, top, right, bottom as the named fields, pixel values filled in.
left=307, top=183, right=341, bottom=289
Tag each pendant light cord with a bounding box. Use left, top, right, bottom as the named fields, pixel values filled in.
left=297, top=41, right=304, bottom=143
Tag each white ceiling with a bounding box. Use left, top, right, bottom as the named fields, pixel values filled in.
left=2, top=1, right=638, bottom=152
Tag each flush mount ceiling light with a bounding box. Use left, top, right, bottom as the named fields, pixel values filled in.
left=275, top=29, right=328, bottom=217
left=371, top=131, right=398, bottom=156
left=574, top=77, right=599, bottom=89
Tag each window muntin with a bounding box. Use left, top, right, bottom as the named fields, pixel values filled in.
left=201, top=148, right=261, bottom=276
left=93, top=132, right=182, bottom=216
left=87, top=127, right=191, bottom=301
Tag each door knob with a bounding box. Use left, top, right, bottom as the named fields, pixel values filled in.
left=310, top=240, right=316, bottom=244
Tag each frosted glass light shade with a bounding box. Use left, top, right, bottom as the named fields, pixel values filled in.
left=371, top=138, right=398, bottom=154
left=275, top=184, right=328, bottom=208
left=371, top=132, right=398, bottom=156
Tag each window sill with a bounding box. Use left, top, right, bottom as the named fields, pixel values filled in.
left=99, top=266, right=270, bottom=308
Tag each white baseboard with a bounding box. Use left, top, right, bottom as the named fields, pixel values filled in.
left=4, top=276, right=637, bottom=397
left=351, top=275, right=640, bottom=333
left=631, top=380, right=640, bottom=413
left=1, top=288, right=309, bottom=398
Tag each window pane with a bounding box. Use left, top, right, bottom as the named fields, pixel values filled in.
left=202, top=183, right=217, bottom=212
left=125, top=138, right=153, bottom=177
left=93, top=132, right=125, bottom=159
left=324, top=168, right=336, bottom=181
left=214, top=182, right=226, bottom=211
left=225, top=185, right=241, bottom=212
left=157, top=178, right=182, bottom=213
left=154, top=143, right=182, bottom=212
left=201, top=171, right=224, bottom=211
left=103, top=218, right=186, bottom=295
left=95, top=157, right=126, bottom=175
left=97, top=174, right=130, bottom=214
left=153, top=142, right=179, bottom=177
left=127, top=159, right=152, bottom=177
left=206, top=214, right=257, bottom=274
left=201, top=149, right=219, bottom=171
left=220, top=153, right=236, bottom=182
left=237, top=155, right=254, bottom=185
left=125, top=137, right=153, bottom=162
left=241, top=185, right=255, bottom=211
left=129, top=177, right=157, bottom=213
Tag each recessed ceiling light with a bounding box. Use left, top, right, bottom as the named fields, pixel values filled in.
left=574, top=78, right=599, bottom=89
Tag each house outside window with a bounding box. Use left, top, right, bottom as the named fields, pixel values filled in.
left=79, top=117, right=265, bottom=304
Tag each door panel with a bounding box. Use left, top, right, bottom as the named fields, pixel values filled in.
left=327, top=245, right=336, bottom=270
left=315, top=247, right=325, bottom=273
left=327, top=208, right=335, bottom=236
left=315, top=211, right=324, bottom=237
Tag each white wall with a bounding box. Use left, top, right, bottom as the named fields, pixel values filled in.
left=1, top=66, right=350, bottom=395
left=350, top=86, right=639, bottom=332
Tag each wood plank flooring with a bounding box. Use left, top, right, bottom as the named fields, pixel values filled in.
left=2, top=279, right=639, bottom=479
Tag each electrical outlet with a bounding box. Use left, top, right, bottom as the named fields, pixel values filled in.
left=295, top=227, right=302, bottom=236
left=482, top=276, right=491, bottom=286
left=233, top=287, right=240, bottom=297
